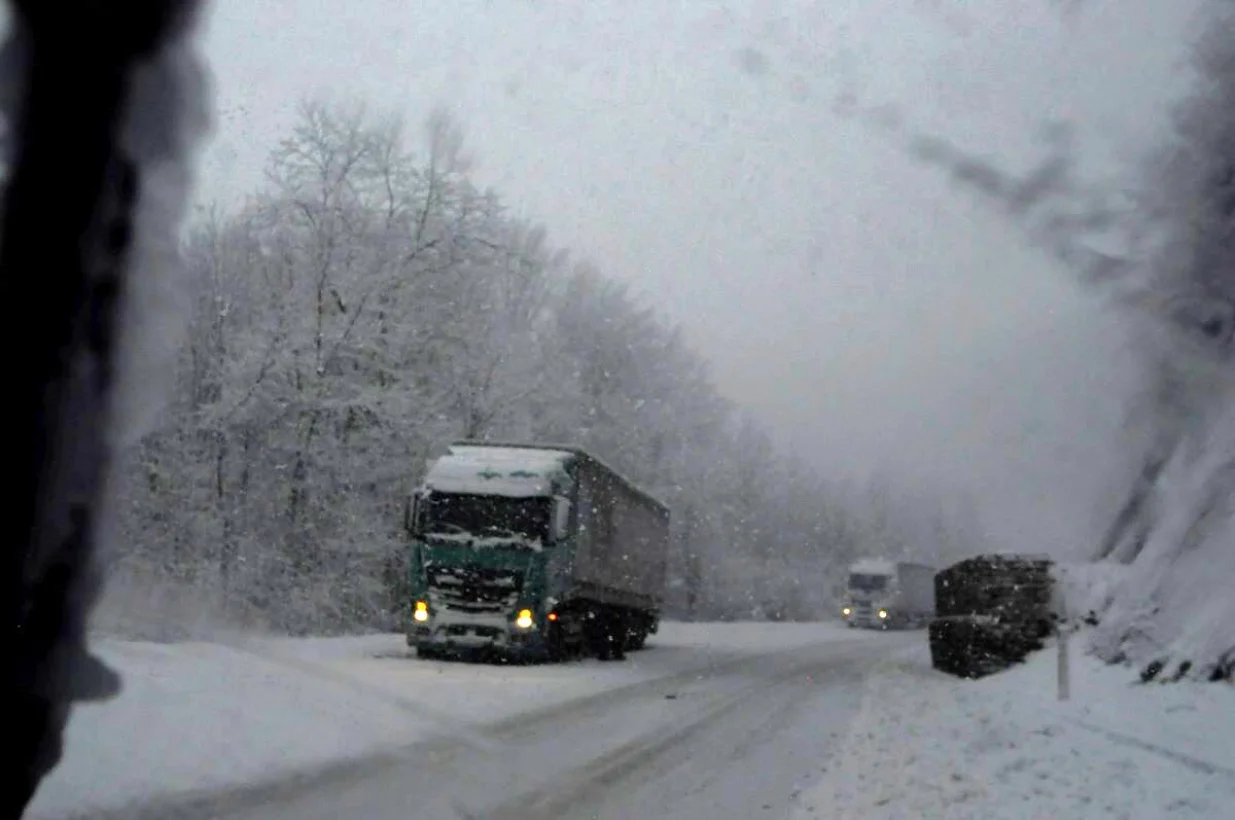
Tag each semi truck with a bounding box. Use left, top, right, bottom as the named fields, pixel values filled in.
left=403, top=441, right=671, bottom=662
left=841, top=558, right=936, bottom=629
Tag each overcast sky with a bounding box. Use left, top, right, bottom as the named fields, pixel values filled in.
left=193, top=0, right=1209, bottom=556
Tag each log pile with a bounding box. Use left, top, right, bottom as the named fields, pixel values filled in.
left=929, top=554, right=1055, bottom=679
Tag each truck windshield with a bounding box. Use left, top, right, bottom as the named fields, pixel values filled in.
left=420, top=492, right=551, bottom=543
left=848, top=573, right=890, bottom=592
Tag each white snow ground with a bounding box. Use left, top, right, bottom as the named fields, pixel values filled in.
left=26, top=621, right=855, bottom=819
left=28, top=622, right=1235, bottom=819
left=796, top=634, right=1235, bottom=820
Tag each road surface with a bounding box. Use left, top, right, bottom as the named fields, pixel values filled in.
left=107, top=631, right=919, bottom=820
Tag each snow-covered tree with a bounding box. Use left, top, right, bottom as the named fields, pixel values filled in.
left=106, top=98, right=962, bottom=634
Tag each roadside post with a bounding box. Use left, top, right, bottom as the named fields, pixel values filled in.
left=1054, top=582, right=1070, bottom=702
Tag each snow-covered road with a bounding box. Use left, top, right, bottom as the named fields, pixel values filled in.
left=28, top=622, right=1235, bottom=819
left=207, top=634, right=908, bottom=820
left=28, top=622, right=884, bottom=819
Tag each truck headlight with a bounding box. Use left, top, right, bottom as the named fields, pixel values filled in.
left=877, top=609, right=888, bottom=620
left=842, top=607, right=851, bottom=616
left=413, top=601, right=429, bottom=622
left=515, top=609, right=534, bottom=629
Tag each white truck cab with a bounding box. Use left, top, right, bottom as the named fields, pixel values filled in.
left=842, top=558, right=936, bottom=629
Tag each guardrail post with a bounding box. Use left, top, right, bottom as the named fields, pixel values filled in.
left=1057, top=601, right=1070, bottom=702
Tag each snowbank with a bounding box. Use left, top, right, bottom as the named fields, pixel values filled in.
left=1052, top=559, right=1131, bottom=623
left=796, top=636, right=1235, bottom=819
left=28, top=621, right=854, bottom=819
left=26, top=638, right=434, bottom=820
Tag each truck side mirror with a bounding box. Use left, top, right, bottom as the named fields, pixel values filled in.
left=404, top=493, right=421, bottom=536
left=552, top=498, right=571, bottom=542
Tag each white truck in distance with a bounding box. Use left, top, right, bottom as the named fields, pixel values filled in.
left=842, top=558, right=936, bottom=629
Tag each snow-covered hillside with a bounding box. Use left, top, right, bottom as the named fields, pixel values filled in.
left=1091, top=395, right=1235, bottom=678
left=1083, top=8, right=1235, bottom=680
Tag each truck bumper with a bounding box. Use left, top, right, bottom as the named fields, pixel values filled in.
left=407, top=619, right=547, bottom=658
left=845, top=609, right=891, bottom=629
left=847, top=611, right=930, bottom=629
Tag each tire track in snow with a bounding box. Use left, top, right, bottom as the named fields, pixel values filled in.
left=1071, top=718, right=1235, bottom=780
left=482, top=642, right=893, bottom=820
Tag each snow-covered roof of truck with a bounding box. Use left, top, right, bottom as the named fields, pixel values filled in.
left=426, top=441, right=670, bottom=515
left=422, top=444, right=572, bottom=498
left=849, top=558, right=897, bottom=575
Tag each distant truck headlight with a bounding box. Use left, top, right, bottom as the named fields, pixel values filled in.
left=515, top=609, right=534, bottom=629
left=413, top=601, right=429, bottom=623
left=842, top=607, right=851, bottom=616
left=877, top=609, right=888, bottom=620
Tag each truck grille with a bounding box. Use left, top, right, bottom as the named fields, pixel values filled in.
left=852, top=601, right=877, bottom=625
left=426, top=565, right=523, bottom=614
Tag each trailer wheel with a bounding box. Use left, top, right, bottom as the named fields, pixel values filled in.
left=594, top=629, right=615, bottom=661
left=609, top=629, right=627, bottom=660
left=545, top=623, right=565, bottom=662
left=584, top=610, right=607, bottom=660
left=623, top=614, right=650, bottom=651
left=588, top=608, right=627, bottom=661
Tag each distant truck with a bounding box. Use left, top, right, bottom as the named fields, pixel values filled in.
left=841, top=558, right=936, bottom=629
left=404, top=441, right=671, bottom=662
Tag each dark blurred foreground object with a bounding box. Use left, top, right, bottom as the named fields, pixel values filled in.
left=1, top=2, right=202, bottom=817
left=928, top=554, right=1056, bottom=680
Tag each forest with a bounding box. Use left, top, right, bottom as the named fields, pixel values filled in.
left=103, top=100, right=979, bottom=637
